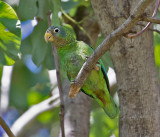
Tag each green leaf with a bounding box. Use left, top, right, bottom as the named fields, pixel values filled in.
left=18, top=0, right=38, bottom=20
left=37, top=0, right=51, bottom=20
left=42, top=46, right=55, bottom=70
left=10, top=60, right=50, bottom=111
left=154, top=32, right=160, bottom=47
left=90, top=109, right=119, bottom=137
left=51, top=0, right=61, bottom=26
left=154, top=32, right=160, bottom=67
left=38, top=111, right=54, bottom=123
left=27, top=90, right=43, bottom=106
left=0, top=1, right=21, bottom=65
left=20, top=35, right=33, bottom=55
left=62, top=0, right=79, bottom=13
left=30, top=20, right=54, bottom=69
left=155, top=46, right=160, bottom=66
left=20, top=20, right=54, bottom=69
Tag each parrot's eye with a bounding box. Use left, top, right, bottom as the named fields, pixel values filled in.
left=54, top=28, right=60, bottom=33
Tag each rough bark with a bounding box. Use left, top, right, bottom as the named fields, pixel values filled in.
left=62, top=79, right=91, bottom=137
left=91, top=0, right=160, bottom=137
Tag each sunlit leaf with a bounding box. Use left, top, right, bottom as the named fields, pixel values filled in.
left=38, top=111, right=54, bottom=124
left=0, top=1, right=21, bottom=65
left=90, top=109, right=119, bottom=137
left=154, top=32, right=160, bottom=47
left=28, top=90, right=43, bottom=106
left=155, top=46, right=160, bottom=66
left=154, top=32, right=160, bottom=66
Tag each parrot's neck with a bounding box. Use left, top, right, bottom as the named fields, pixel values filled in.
left=57, top=40, right=77, bottom=54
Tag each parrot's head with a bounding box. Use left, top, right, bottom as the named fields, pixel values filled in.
left=44, top=24, right=76, bottom=48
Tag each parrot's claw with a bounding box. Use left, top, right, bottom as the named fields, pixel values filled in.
left=85, top=56, right=100, bottom=71
left=94, top=65, right=100, bottom=71
left=69, top=81, right=81, bottom=98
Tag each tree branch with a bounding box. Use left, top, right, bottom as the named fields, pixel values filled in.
left=69, top=0, right=154, bottom=97
left=0, top=116, right=16, bottom=137
left=3, top=94, right=60, bottom=137
left=137, top=22, right=160, bottom=34
left=0, top=66, right=13, bottom=114
left=126, top=0, right=160, bottom=38
left=143, top=16, right=160, bottom=24
left=47, top=11, right=65, bottom=137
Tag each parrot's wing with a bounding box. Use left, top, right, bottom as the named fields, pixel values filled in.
left=77, top=41, right=111, bottom=95
left=81, top=64, right=110, bottom=97
left=101, top=65, right=110, bottom=93
left=81, top=89, right=94, bottom=98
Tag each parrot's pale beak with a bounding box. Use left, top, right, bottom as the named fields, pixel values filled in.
left=44, top=31, right=54, bottom=43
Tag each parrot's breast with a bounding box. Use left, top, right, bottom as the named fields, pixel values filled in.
left=60, top=52, right=85, bottom=81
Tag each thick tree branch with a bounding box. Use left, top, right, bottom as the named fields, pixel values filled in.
left=143, top=16, right=160, bottom=24
left=69, top=0, right=154, bottom=97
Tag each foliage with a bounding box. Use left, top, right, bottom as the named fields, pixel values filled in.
left=90, top=109, right=119, bottom=137
left=0, top=1, right=21, bottom=65
left=154, top=32, right=160, bottom=66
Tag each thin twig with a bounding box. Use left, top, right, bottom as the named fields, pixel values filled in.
left=47, top=11, right=65, bottom=137
left=126, top=0, right=160, bottom=38
left=137, top=22, right=160, bottom=34
left=61, top=8, right=94, bottom=44
left=0, top=116, right=16, bottom=137
left=69, top=0, right=154, bottom=97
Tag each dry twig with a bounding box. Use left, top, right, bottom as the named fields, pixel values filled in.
left=126, top=0, right=160, bottom=38
left=0, top=116, right=15, bottom=137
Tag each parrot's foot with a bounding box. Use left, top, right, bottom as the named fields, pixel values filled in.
left=69, top=81, right=81, bottom=98
left=94, top=63, right=100, bottom=71
left=85, top=56, right=100, bottom=71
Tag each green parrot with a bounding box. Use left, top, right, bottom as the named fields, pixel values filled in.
left=44, top=24, right=119, bottom=118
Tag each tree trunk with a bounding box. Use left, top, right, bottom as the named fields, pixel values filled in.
left=62, top=79, right=91, bottom=137
left=91, top=0, right=160, bottom=136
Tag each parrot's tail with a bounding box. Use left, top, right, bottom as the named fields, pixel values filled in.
left=95, top=91, right=119, bottom=118
left=103, top=97, right=119, bottom=119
